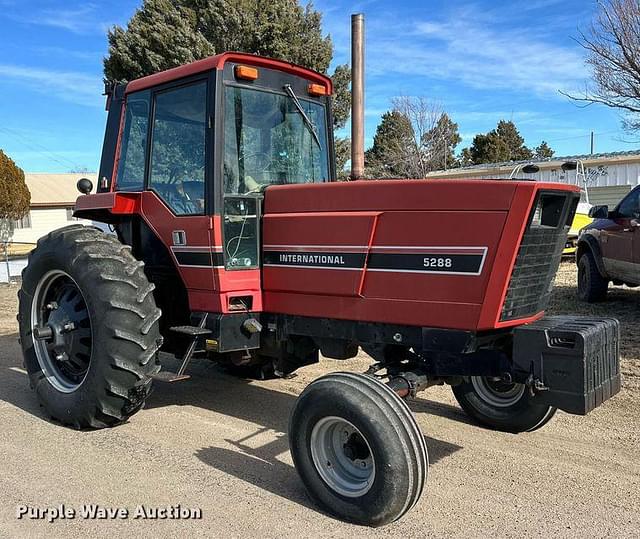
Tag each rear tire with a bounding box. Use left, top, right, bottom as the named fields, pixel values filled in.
left=18, top=225, right=162, bottom=429
left=452, top=376, right=556, bottom=433
left=289, top=372, right=428, bottom=527
left=577, top=251, right=608, bottom=302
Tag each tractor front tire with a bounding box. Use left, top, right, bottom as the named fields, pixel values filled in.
left=18, top=225, right=162, bottom=429
left=289, top=372, right=428, bottom=527
left=452, top=376, right=556, bottom=433
left=577, top=251, right=608, bottom=302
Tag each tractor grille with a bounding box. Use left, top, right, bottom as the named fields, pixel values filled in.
left=500, top=192, right=578, bottom=322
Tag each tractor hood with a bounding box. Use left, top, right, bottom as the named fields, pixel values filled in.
left=261, top=179, right=580, bottom=331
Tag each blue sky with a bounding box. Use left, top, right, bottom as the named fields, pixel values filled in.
left=0, top=0, right=636, bottom=172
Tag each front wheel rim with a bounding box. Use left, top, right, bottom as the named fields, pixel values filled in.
left=310, top=416, right=375, bottom=498
left=471, top=376, right=525, bottom=408
left=30, top=270, right=93, bottom=393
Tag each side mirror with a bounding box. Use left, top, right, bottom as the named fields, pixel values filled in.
left=77, top=178, right=93, bottom=195
left=589, top=205, right=608, bottom=219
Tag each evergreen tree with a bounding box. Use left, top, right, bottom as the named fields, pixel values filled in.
left=0, top=149, right=30, bottom=241
left=423, top=113, right=461, bottom=170
left=534, top=141, right=555, bottom=159
left=461, top=120, right=535, bottom=165
left=104, top=0, right=350, bottom=130
left=495, top=120, right=533, bottom=161
left=365, top=111, right=415, bottom=178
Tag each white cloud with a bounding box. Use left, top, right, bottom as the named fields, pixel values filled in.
left=361, top=4, right=587, bottom=98
left=10, top=3, right=109, bottom=35
left=0, top=64, right=103, bottom=107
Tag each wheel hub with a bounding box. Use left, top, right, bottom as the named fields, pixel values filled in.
left=31, top=270, right=93, bottom=393
left=310, top=416, right=375, bottom=498
left=471, top=376, right=525, bottom=407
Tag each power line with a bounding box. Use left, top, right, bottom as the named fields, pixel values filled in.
left=0, top=126, right=85, bottom=170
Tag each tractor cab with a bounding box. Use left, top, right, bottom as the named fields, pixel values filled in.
left=78, top=53, right=334, bottom=340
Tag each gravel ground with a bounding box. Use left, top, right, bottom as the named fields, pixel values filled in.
left=0, top=261, right=638, bottom=538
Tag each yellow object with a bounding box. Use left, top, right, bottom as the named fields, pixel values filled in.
left=563, top=210, right=593, bottom=256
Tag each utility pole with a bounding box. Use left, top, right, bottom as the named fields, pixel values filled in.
left=590, top=131, right=594, bottom=155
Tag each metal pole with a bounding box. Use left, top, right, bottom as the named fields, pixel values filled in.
left=3, top=243, right=10, bottom=285
left=444, top=137, right=448, bottom=171
left=590, top=131, right=594, bottom=155
left=351, top=13, right=365, bottom=180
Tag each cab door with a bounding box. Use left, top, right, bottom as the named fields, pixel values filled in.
left=602, top=187, right=640, bottom=283
left=116, top=75, right=218, bottom=312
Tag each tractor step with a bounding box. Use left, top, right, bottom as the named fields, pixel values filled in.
left=170, top=325, right=212, bottom=336
left=150, top=371, right=191, bottom=383
left=154, top=314, right=210, bottom=383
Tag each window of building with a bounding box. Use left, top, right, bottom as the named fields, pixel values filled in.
left=148, top=81, right=207, bottom=215
left=116, top=90, right=151, bottom=192
left=13, top=212, right=31, bottom=229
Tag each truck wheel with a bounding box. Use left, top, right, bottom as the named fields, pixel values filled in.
left=577, top=251, right=608, bottom=302
left=18, top=225, right=162, bottom=429
left=452, top=377, right=556, bottom=433
left=289, top=372, right=428, bottom=527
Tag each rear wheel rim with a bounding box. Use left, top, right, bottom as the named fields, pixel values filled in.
left=310, top=416, right=375, bottom=498
left=471, top=376, right=525, bottom=408
left=30, top=270, right=92, bottom=393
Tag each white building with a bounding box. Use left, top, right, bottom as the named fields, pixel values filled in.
left=428, top=151, right=640, bottom=207
left=7, top=173, right=98, bottom=250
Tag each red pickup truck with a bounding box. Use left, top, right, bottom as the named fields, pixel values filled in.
left=577, top=185, right=640, bottom=301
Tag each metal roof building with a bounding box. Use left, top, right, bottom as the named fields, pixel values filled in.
left=7, top=173, right=98, bottom=250
left=428, top=150, right=640, bottom=206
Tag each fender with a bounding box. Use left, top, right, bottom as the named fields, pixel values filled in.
left=577, top=234, right=608, bottom=278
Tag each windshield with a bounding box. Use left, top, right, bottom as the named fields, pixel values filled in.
left=223, top=85, right=330, bottom=194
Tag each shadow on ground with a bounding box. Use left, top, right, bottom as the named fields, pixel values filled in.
left=144, top=355, right=463, bottom=507
left=1, top=321, right=466, bottom=512
left=0, top=332, right=50, bottom=422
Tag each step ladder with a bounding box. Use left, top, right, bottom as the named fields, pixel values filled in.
left=151, top=314, right=211, bottom=382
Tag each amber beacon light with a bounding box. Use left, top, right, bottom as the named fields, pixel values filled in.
left=308, top=83, right=328, bottom=96
left=234, top=65, right=259, bottom=81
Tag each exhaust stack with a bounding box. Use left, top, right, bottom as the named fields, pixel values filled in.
left=351, top=13, right=365, bottom=180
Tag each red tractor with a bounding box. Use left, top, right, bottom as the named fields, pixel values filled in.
left=18, top=53, right=620, bottom=526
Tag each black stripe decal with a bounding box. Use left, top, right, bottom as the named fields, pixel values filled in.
left=175, top=248, right=486, bottom=274
left=367, top=253, right=484, bottom=274
left=263, top=251, right=366, bottom=269
left=174, top=251, right=224, bottom=267
left=263, top=250, right=486, bottom=274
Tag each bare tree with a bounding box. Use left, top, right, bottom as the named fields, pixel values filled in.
left=391, top=96, right=443, bottom=178
left=366, top=97, right=462, bottom=179
left=568, top=0, right=640, bottom=130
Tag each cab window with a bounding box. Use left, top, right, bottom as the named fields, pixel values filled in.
left=116, top=90, right=150, bottom=191
left=223, top=85, right=329, bottom=195
left=617, top=188, right=640, bottom=219
left=149, top=81, right=207, bottom=215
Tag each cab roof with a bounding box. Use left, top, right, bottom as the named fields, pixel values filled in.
left=125, top=52, right=333, bottom=95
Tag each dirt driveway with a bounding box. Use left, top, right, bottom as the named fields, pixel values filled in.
left=0, top=262, right=638, bottom=538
